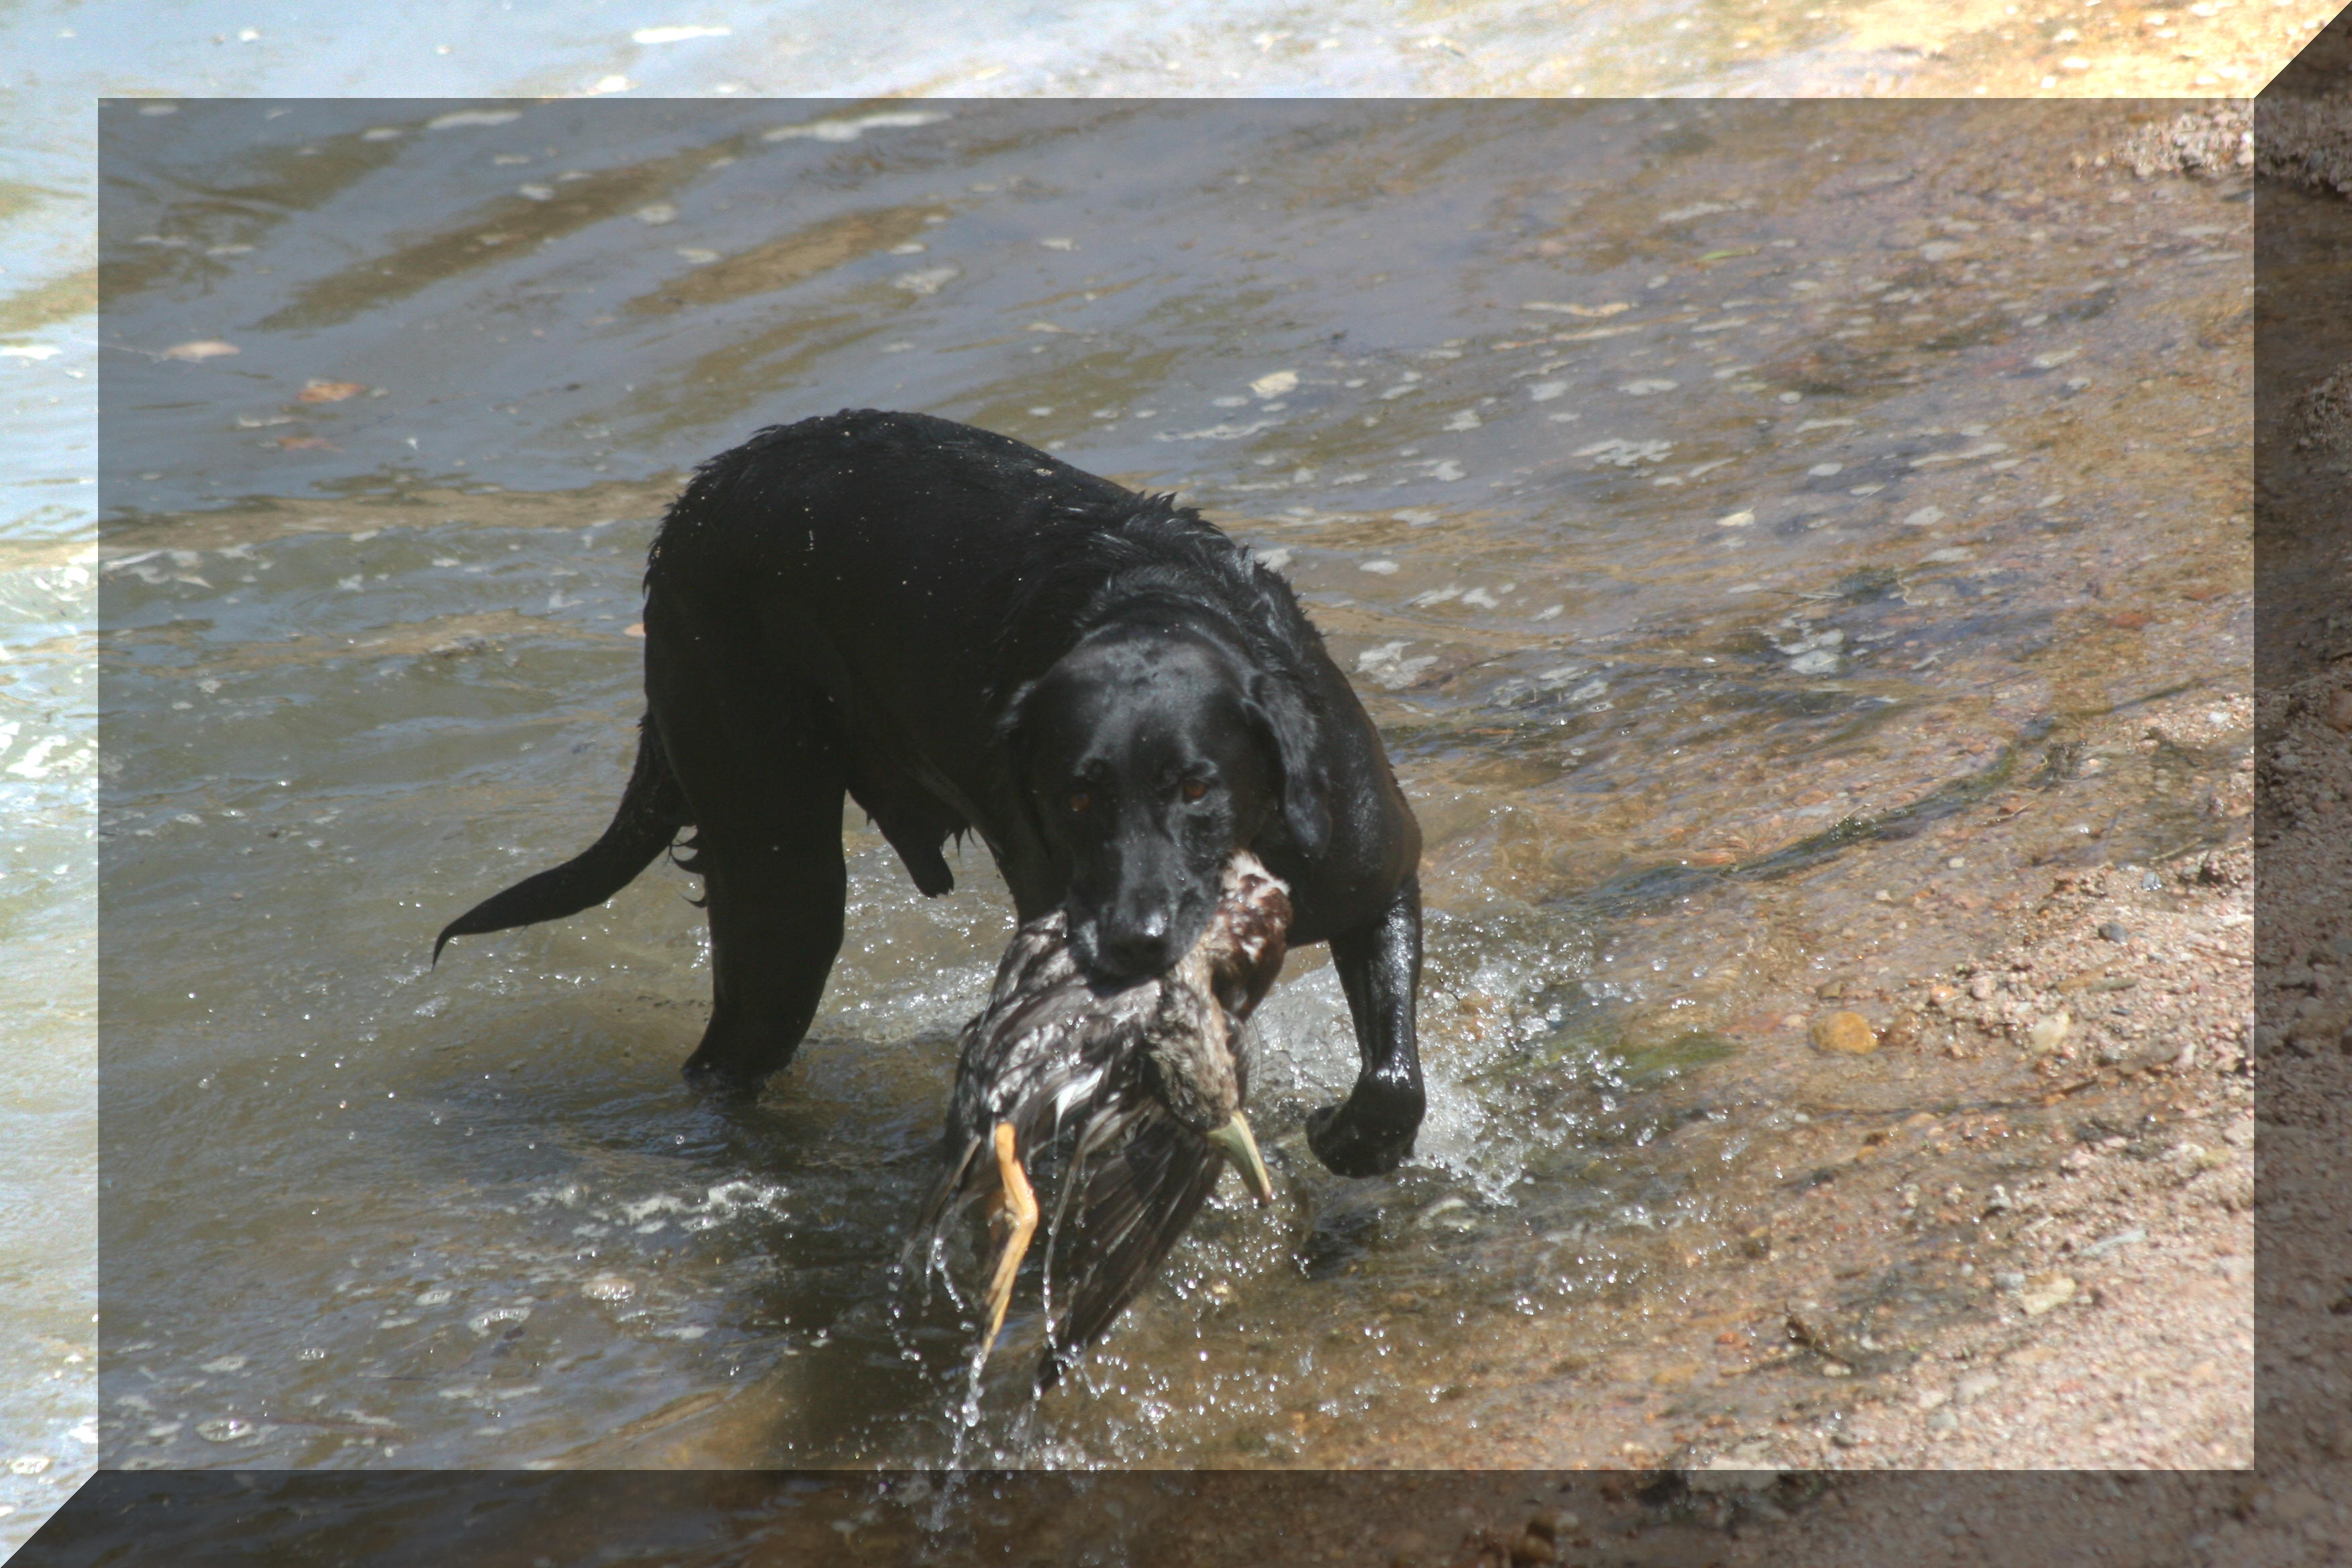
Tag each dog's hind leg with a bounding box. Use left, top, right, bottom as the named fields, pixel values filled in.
left=648, top=629, right=850, bottom=1093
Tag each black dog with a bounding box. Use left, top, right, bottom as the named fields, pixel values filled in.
left=437, top=410, right=1424, bottom=1177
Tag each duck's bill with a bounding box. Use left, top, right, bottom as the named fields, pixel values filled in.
left=1206, top=1112, right=1275, bottom=1204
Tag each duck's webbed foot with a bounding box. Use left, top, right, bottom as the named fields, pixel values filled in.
left=980, top=1121, right=1038, bottom=1358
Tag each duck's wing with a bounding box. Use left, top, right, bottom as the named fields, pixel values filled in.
left=946, top=957, right=1159, bottom=1153
left=924, top=963, right=1161, bottom=1294
left=1035, top=1104, right=1224, bottom=1390
left=914, top=1129, right=989, bottom=1240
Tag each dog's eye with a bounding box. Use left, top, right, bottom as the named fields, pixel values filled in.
left=1067, top=791, right=1091, bottom=814
left=1181, top=779, right=1209, bottom=803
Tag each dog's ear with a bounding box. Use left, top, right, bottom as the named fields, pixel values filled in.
left=1244, top=672, right=1330, bottom=858
left=994, top=678, right=1037, bottom=758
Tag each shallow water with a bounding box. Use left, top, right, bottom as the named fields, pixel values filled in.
left=96, top=98, right=2250, bottom=1471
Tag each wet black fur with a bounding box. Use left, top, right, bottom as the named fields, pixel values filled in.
left=436, top=410, right=1425, bottom=1177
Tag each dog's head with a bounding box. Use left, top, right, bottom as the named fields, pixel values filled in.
left=1002, top=624, right=1326, bottom=983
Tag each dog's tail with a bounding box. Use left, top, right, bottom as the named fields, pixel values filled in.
left=434, top=717, right=689, bottom=965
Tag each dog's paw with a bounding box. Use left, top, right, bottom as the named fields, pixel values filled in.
left=1306, top=1093, right=1417, bottom=1178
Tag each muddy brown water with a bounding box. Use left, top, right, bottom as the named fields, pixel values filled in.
left=97, top=99, right=2249, bottom=1472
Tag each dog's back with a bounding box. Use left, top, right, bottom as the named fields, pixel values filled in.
left=646, top=409, right=1320, bottom=716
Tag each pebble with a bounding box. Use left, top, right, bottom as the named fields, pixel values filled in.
left=2017, top=1274, right=2078, bottom=1316
left=1926, top=1407, right=1959, bottom=1433
left=1509, top=1530, right=1558, bottom=1565
left=2098, top=922, right=2130, bottom=943
left=1955, top=1371, right=1999, bottom=1403
left=2024, top=1010, right=2072, bottom=1055
left=2328, top=689, right=2352, bottom=733
left=2077, top=1226, right=2145, bottom=1259
left=1688, top=1457, right=1779, bottom=1493
left=1810, top=1010, right=1877, bottom=1054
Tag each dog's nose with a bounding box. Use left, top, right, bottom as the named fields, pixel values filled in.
left=1099, top=911, right=1176, bottom=977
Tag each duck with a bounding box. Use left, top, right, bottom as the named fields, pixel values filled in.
left=916, top=850, right=1291, bottom=1386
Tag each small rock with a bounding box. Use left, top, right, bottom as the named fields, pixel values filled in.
left=1811, top=1010, right=1878, bottom=1054
left=2097, top=922, right=2130, bottom=943
left=2024, top=1011, right=2073, bottom=1055
left=1955, top=1371, right=1999, bottom=1404
left=1926, top=1407, right=1959, bottom=1433
left=2329, top=690, right=2352, bottom=733
left=2077, top=1226, right=2145, bottom=1260
left=1880, top=1012, right=1923, bottom=1050
left=2018, top=1274, right=2077, bottom=1316
left=1510, top=1530, right=1558, bottom=1565
left=1689, top=1457, right=1779, bottom=1493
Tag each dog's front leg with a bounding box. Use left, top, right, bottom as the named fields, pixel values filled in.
left=1308, top=873, right=1424, bottom=1177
